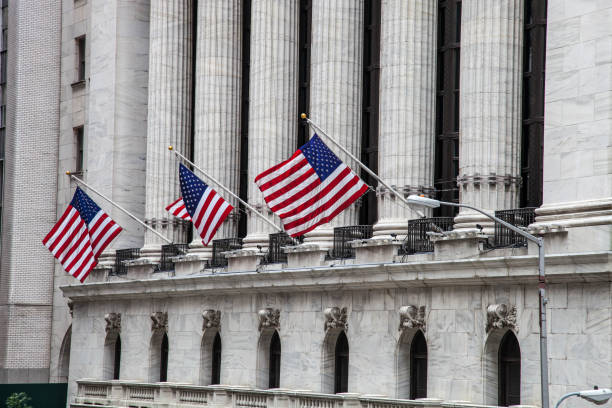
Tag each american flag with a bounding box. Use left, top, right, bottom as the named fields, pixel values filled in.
left=43, top=187, right=122, bottom=282
left=178, top=163, right=233, bottom=246
left=255, top=134, right=368, bottom=237
left=165, top=197, right=191, bottom=221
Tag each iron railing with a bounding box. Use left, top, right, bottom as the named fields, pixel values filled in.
left=402, top=217, right=454, bottom=254
left=263, top=232, right=302, bottom=264
left=114, top=248, right=140, bottom=275
left=331, top=225, right=373, bottom=259
left=159, top=243, right=189, bottom=271
left=209, top=238, right=243, bottom=268
left=494, top=207, right=536, bottom=248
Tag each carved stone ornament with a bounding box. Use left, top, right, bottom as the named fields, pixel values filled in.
left=486, top=304, right=517, bottom=332
left=151, top=311, right=168, bottom=332
left=324, top=307, right=348, bottom=331
left=258, top=308, right=280, bottom=331
left=104, top=312, right=121, bottom=333
left=398, top=305, right=426, bottom=331
left=202, top=310, right=221, bottom=330
left=67, top=300, right=74, bottom=318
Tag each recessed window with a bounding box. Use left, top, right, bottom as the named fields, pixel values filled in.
left=410, top=331, right=428, bottom=399
left=334, top=331, right=349, bottom=393
left=499, top=331, right=521, bottom=406
left=211, top=332, right=221, bottom=385
left=74, top=126, right=84, bottom=173
left=76, top=36, right=86, bottom=82
left=268, top=331, right=281, bottom=388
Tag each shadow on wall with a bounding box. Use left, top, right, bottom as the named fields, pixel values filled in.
left=0, top=384, right=67, bottom=408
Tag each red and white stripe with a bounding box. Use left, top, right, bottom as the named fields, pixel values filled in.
left=255, top=151, right=368, bottom=237
left=191, top=187, right=233, bottom=246
left=87, top=211, right=122, bottom=259
left=43, top=206, right=97, bottom=283
left=165, top=197, right=192, bottom=221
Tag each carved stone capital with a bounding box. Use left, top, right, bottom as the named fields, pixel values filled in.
left=104, top=312, right=121, bottom=333
left=258, top=308, right=280, bottom=331
left=151, top=311, right=168, bottom=332
left=486, top=304, right=517, bottom=332
left=202, top=309, right=221, bottom=330
left=398, top=305, right=426, bottom=331
left=324, top=307, right=348, bottom=331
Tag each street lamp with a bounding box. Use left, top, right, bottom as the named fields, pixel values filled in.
left=555, top=389, right=612, bottom=408
left=406, top=195, right=550, bottom=408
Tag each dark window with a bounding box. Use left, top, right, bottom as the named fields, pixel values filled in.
left=499, top=331, right=521, bottom=406
left=520, top=0, right=546, bottom=208
left=160, top=333, right=169, bottom=382
left=74, top=126, right=84, bottom=173
left=211, top=332, right=222, bottom=385
left=434, top=0, right=461, bottom=217
left=238, top=0, right=251, bottom=239
left=297, top=0, right=311, bottom=147
left=360, top=0, right=381, bottom=225
left=268, top=331, right=281, bottom=388
left=334, top=331, right=349, bottom=393
left=76, top=36, right=86, bottom=81
left=410, top=331, right=427, bottom=399
left=113, top=335, right=121, bottom=380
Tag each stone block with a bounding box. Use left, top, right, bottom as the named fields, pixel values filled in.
left=285, top=245, right=329, bottom=268
left=351, top=239, right=402, bottom=264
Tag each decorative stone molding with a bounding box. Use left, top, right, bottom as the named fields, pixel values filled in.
left=486, top=304, right=517, bottom=332
left=457, top=174, right=521, bottom=187
left=376, top=185, right=435, bottom=198
left=68, top=300, right=74, bottom=318
left=202, top=310, right=221, bottom=330
left=324, top=307, right=348, bottom=331
left=150, top=311, right=168, bottom=332
left=258, top=308, right=280, bottom=331
left=104, top=313, right=121, bottom=333
left=398, top=305, right=426, bottom=331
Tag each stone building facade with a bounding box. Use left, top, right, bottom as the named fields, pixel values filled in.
left=0, top=0, right=611, bottom=408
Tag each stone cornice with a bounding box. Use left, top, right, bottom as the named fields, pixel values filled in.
left=60, top=252, right=611, bottom=301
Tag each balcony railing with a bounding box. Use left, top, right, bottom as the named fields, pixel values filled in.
left=74, top=379, right=518, bottom=408
left=493, top=207, right=536, bottom=248
left=331, top=225, right=373, bottom=259
left=263, top=232, right=302, bottom=264
left=113, top=248, right=140, bottom=275
left=159, top=243, right=189, bottom=271
left=210, top=238, right=243, bottom=268
left=402, top=217, right=454, bottom=255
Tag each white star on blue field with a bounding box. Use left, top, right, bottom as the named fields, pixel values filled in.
left=300, top=134, right=342, bottom=181
left=179, top=163, right=211, bottom=215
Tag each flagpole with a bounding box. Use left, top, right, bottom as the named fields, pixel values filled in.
left=301, top=113, right=429, bottom=220
left=167, top=147, right=301, bottom=245
left=66, top=172, right=173, bottom=245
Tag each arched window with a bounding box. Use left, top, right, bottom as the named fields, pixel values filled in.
left=410, top=331, right=427, bottom=399
left=59, top=326, right=72, bottom=382
left=334, top=331, right=349, bottom=394
left=211, top=332, right=222, bottom=385
left=499, top=331, right=520, bottom=406
left=103, top=331, right=121, bottom=380
left=160, top=333, right=169, bottom=382
left=269, top=331, right=281, bottom=388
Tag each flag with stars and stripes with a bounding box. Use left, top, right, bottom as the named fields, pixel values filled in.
left=176, top=163, right=233, bottom=246
left=42, top=187, right=122, bottom=282
left=255, top=134, right=368, bottom=237
left=165, top=197, right=192, bottom=221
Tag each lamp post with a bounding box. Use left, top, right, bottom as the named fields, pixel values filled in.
left=406, top=195, right=550, bottom=408
left=555, top=389, right=612, bottom=408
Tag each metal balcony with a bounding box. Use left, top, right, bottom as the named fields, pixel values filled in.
left=159, top=243, right=189, bottom=271
left=114, top=248, right=140, bottom=275
left=210, top=238, right=243, bottom=268
left=331, top=225, right=373, bottom=259
left=493, top=207, right=536, bottom=248
left=263, top=232, right=302, bottom=264
left=402, top=217, right=454, bottom=254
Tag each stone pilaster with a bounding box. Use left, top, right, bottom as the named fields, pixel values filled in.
left=142, top=0, right=193, bottom=257
left=305, top=0, right=364, bottom=248
left=243, top=0, right=299, bottom=249
left=454, top=0, right=523, bottom=232
left=189, top=0, right=242, bottom=258
left=373, top=0, right=436, bottom=237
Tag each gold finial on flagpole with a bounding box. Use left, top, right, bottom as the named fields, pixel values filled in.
left=300, top=113, right=307, bottom=119
left=168, top=145, right=173, bottom=151
left=66, top=171, right=71, bottom=175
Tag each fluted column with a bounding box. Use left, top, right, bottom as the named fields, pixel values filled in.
left=455, top=0, right=523, bottom=232
left=243, top=0, right=299, bottom=249
left=373, top=0, right=436, bottom=238
left=189, top=1, right=242, bottom=257
left=142, top=0, right=193, bottom=257
left=306, top=0, right=363, bottom=248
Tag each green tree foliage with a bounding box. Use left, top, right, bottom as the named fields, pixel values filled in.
left=6, top=392, right=33, bottom=408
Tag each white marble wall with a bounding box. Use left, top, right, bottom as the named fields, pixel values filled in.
left=66, top=282, right=612, bottom=406
left=244, top=0, right=299, bottom=249
left=375, top=0, right=437, bottom=237
left=190, top=0, right=242, bottom=257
